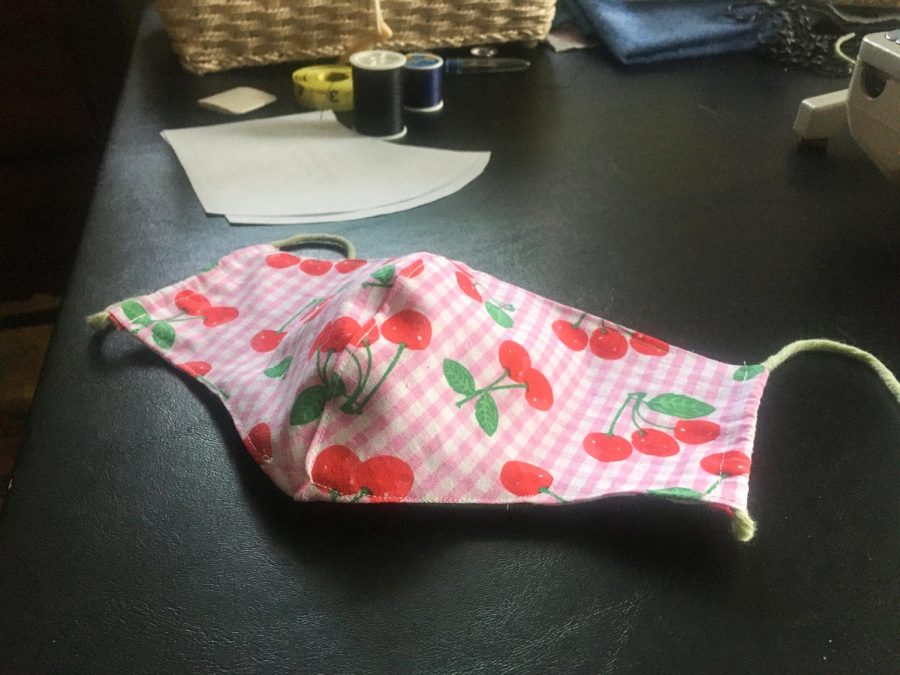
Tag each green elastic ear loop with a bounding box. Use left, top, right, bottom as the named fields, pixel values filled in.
left=271, top=233, right=357, bottom=259
left=763, top=339, right=900, bottom=402
left=735, top=338, right=899, bottom=542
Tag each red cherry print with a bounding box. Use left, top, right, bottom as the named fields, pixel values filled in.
left=589, top=326, right=628, bottom=360
left=399, top=259, right=425, bottom=278
left=299, top=259, right=333, bottom=276
left=631, top=429, right=680, bottom=457
left=353, top=456, right=414, bottom=502
left=630, top=332, right=670, bottom=356
left=583, top=433, right=632, bottom=461
left=500, top=461, right=554, bottom=497
left=552, top=319, right=588, bottom=352
left=308, top=321, right=333, bottom=358
left=311, top=445, right=361, bottom=495
left=381, top=309, right=432, bottom=350
left=180, top=361, right=211, bottom=377
left=322, top=317, right=362, bottom=352
left=109, top=314, right=125, bottom=330
left=351, top=317, right=379, bottom=347
left=244, top=422, right=273, bottom=464
left=266, top=252, right=301, bottom=268
left=498, top=340, right=531, bottom=382
left=674, top=419, right=721, bottom=444
left=174, top=290, right=211, bottom=316
left=335, top=259, right=368, bottom=273
left=201, top=306, right=239, bottom=327
left=455, top=271, right=483, bottom=302
left=522, top=368, right=553, bottom=411
left=700, top=450, right=751, bottom=477
left=251, top=329, right=286, bottom=353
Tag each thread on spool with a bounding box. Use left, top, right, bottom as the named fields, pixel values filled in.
left=403, top=53, right=444, bottom=113
left=293, top=65, right=354, bottom=112
left=349, top=50, right=407, bottom=140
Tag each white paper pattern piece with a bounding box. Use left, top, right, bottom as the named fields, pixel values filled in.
left=197, top=87, right=277, bottom=114
left=162, top=112, right=491, bottom=223
left=226, top=153, right=487, bottom=224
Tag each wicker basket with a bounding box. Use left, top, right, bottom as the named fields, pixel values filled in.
left=156, top=0, right=558, bottom=74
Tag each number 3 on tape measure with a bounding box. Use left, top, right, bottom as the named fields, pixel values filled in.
left=292, top=65, right=354, bottom=112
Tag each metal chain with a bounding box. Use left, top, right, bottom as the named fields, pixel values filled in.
left=754, top=1, right=855, bottom=77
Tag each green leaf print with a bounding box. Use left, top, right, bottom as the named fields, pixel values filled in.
left=644, top=393, right=714, bottom=419
left=475, top=393, right=499, bottom=437
left=485, top=301, right=513, bottom=328
left=151, top=321, right=175, bottom=350
left=371, top=265, right=396, bottom=285
left=733, top=364, right=765, bottom=382
left=264, top=357, right=293, bottom=379
left=443, top=359, right=477, bottom=396
left=648, top=487, right=704, bottom=500
left=121, top=299, right=151, bottom=327
left=290, top=384, right=327, bottom=425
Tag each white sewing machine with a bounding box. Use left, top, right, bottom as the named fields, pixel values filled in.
left=793, top=30, right=900, bottom=186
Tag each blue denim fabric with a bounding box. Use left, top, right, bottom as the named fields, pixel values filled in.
left=556, top=0, right=772, bottom=64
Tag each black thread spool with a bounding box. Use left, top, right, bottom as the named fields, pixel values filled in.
left=350, top=50, right=407, bottom=139
left=403, top=53, right=444, bottom=112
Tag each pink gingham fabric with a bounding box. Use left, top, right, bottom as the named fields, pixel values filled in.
left=106, top=244, right=769, bottom=524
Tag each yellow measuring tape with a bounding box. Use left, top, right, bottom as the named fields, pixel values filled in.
left=292, top=65, right=354, bottom=112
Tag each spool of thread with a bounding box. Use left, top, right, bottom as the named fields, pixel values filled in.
left=292, top=65, right=354, bottom=111
left=403, top=53, right=444, bottom=112
left=349, top=50, right=407, bottom=140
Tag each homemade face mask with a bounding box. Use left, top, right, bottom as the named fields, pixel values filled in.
left=90, top=235, right=899, bottom=541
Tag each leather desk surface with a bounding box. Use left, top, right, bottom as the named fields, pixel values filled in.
left=1, top=9, right=898, bottom=672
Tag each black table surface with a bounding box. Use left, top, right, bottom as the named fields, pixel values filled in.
left=2, top=8, right=898, bottom=672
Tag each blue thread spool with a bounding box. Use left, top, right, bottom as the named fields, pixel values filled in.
left=350, top=50, right=407, bottom=140
left=403, top=53, right=444, bottom=113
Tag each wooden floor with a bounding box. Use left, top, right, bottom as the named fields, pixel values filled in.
left=0, top=295, right=58, bottom=510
